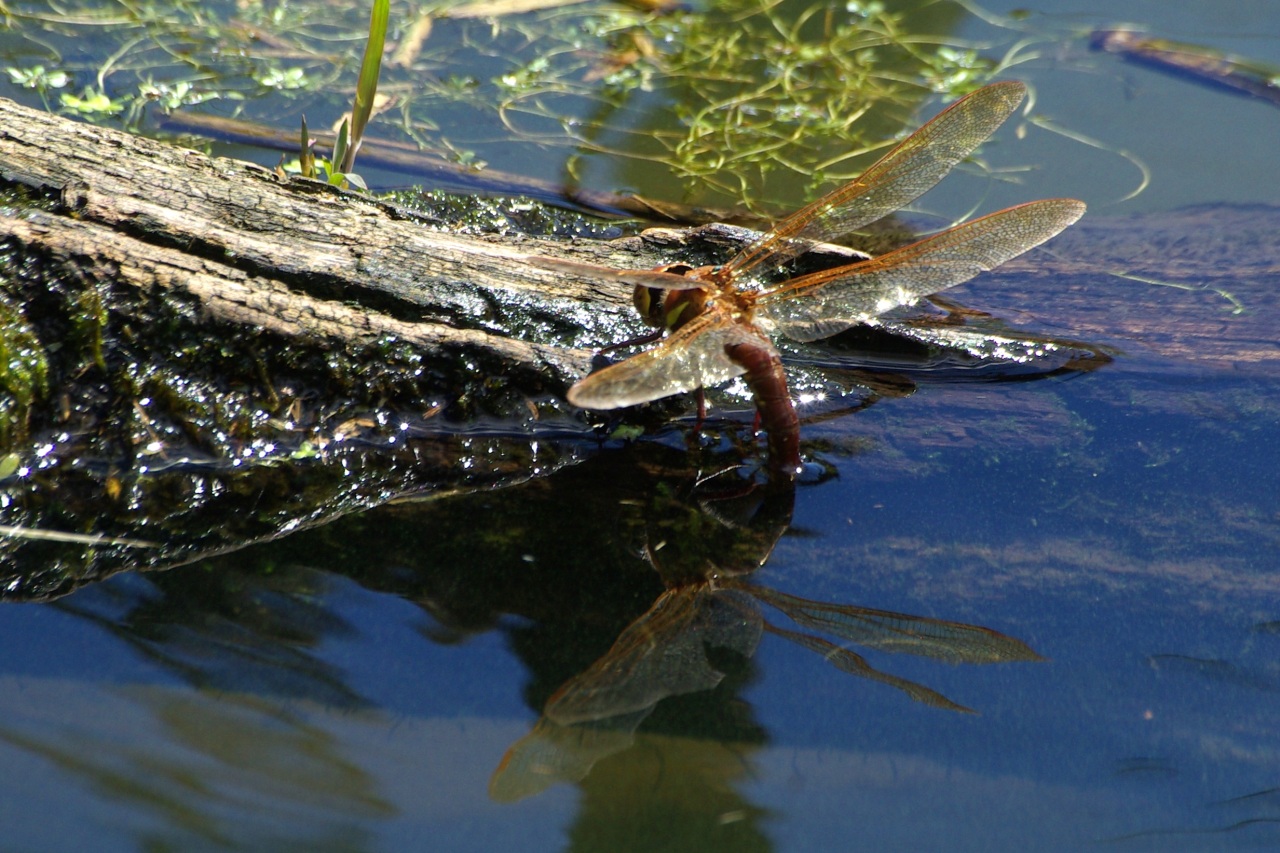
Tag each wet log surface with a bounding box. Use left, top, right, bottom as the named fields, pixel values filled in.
left=0, top=96, right=624, bottom=391
left=1, top=96, right=1278, bottom=598
left=1, top=96, right=1276, bottom=399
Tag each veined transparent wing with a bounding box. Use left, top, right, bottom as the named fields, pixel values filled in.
left=567, top=313, right=777, bottom=409
left=722, top=81, right=1029, bottom=279
left=764, top=624, right=976, bottom=712
left=757, top=198, right=1085, bottom=343
left=489, top=715, right=642, bottom=802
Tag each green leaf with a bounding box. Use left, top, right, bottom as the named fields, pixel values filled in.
left=331, top=118, right=350, bottom=179
left=343, top=0, right=390, bottom=174
left=299, top=115, right=315, bottom=179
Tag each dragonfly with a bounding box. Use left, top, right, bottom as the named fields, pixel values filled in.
left=487, top=450, right=1041, bottom=801
left=544, top=81, right=1085, bottom=476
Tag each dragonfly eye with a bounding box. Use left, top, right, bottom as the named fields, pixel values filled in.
left=632, top=285, right=652, bottom=317
left=665, top=299, right=691, bottom=329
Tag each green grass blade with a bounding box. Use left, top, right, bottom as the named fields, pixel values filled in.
left=299, top=114, right=315, bottom=178
left=342, top=0, right=390, bottom=174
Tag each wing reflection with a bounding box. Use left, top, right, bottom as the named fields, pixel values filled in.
left=546, top=586, right=763, bottom=726
left=492, top=462, right=1039, bottom=800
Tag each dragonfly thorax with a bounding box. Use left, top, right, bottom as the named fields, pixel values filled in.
left=656, top=287, right=709, bottom=331
left=633, top=261, right=714, bottom=332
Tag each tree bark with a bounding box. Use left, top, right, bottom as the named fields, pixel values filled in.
left=0, top=96, right=667, bottom=390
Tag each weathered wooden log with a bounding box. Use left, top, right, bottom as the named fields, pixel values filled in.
left=6, top=94, right=1274, bottom=425
left=3, top=94, right=1280, bottom=602
left=0, top=96, right=885, bottom=429
left=0, top=96, right=638, bottom=386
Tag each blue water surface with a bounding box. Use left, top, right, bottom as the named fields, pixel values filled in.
left=3, top=0, right=1280, bottom=850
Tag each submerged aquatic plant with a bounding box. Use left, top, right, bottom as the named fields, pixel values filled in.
left=0, top=294, right=49, bottom=449
left=0, top=0, right=1011, bottom=208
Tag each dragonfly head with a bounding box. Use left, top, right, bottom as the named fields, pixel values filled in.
left=631, top=282, right=664, bottom=328
left=634, top=262, right=710, bottom=332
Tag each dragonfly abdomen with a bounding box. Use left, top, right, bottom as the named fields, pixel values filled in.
left=724, top=342, right=802, bottom=477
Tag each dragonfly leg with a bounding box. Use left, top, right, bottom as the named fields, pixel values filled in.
left=598, top=328, right=664, bottom=357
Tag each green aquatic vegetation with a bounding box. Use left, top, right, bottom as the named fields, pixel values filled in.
left=59, top=86, right=128, bottom=116
left=639, top=1, right=995, bottom=199
left=1, top=0, right=351, bottom=125
left=425, top=0, right=1003, bottom=208
left=0, top=0, right=1006, bottom=209
left=341, top=0, right=388, bottom=172
left=288, top=0, right=389, bottom=189
left=70, top=281, right=109, bottom=372
left=6, top=65, right=70, bottom=95
left=136, top=76, right=229, bottom=111
left=257, top=66, right=314, bottom=92
left=0, top=294, right=49, bottom=449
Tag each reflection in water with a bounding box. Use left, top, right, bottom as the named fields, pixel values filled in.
left=7, top=441, right=1044, bottom=850
left=1106, top=808, right=1280, bottom=846
left=491, top=456, right=1040, bottom=803
left=1148, top=653, right=1279, bottom=693
left=0, top=277, right=1110, bottom=606
left=563, top=731, right=771, bottom=853
left=55, top=565, right=367, bottom=710
left=0, top=683, right=392, bottom=850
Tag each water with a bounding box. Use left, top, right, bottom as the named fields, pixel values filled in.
left=6, top=361, right=1279, bottom=849
left=3, top=0, right=1280, bottom=850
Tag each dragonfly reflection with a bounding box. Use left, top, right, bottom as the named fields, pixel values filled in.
left=491, top=468, right=1039, bottom=801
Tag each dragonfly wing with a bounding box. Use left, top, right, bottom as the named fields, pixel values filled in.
left=765, top=624, right=975, bottom=712
left=724, top=81, right=1028, bottom=277
left=757, top=198, right=1085, bottom=342
left=567, top=314, right=775, bottom=409
left=523, top=255, right=710, bottom=291
left=489, top=715, right=642, bottom=802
